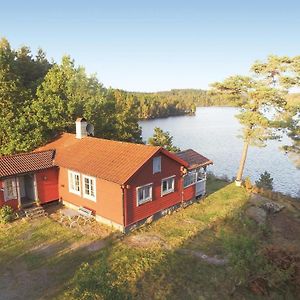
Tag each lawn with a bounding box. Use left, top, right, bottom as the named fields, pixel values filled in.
left=1, top=176, right=299, bottom=299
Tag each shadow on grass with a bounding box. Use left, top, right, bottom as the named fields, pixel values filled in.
left=4, top=180, right=296, bottom=299
left=61, top=181, right=299, bottom=299
left=0, top=216, right=116, bottom=300
left=59, top=183, right=260, bottom=300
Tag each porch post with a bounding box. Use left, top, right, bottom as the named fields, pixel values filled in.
left=16, top=177, right=21, bottom=209
left=33, top=174, right=39, bottom=202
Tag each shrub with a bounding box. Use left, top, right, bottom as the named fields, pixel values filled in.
left=222, top=233, right=296, bottom=294
left=255, top=171, right=273, bottom=190
left=244, top=177, right=253, bottom=191
left=0, top=205, right=15, bottom=224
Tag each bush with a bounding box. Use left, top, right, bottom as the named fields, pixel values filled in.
left=222, top=233, right=296, bottom=294
left=0, top=205, right=15, bottom=224
left=255, top=171, right=273, bottom=190
left=244, top=177, right=253, bottom=191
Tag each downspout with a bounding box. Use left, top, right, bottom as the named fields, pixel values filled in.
left=180, top=166, right=186, bottom=207
left=121, top=185, right=126, bottom=233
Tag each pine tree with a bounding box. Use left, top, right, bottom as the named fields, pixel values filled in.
left=211, top=75, right=285, bottom=185
left=148, top=127, right=180, bottom=152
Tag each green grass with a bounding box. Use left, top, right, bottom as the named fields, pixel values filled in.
left=0, top=218, right=84, bottom=268
left=0, top=178, right=298, bottom=299
left=60, top=182, right=261, bottom=300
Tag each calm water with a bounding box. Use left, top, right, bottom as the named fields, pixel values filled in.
left=140, top=107, right=300, bottom=197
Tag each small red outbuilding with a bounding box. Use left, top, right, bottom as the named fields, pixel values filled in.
left=0, top=150, right=59, bottom=210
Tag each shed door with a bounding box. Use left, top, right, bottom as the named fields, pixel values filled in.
left=195, top=180, right=206, bottom=197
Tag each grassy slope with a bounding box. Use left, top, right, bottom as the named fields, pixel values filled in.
left=0, top=178, right=298, bottom=299
left=60, top=178, right=298, bottom=299
left=286, top=93, right=300, bottom=109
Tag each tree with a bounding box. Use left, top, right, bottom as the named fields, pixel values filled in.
left=32, top=56, right=143, bottom=145
left=0, top=38, right=48, bottom=154
left=255, top=171, right=274, bottom=190
left=148, top=127, right=180, bottom=152
left=252, top=55, right=300, bottom=168
left=110, top=89, right=142, bottom=143
left=211, top=75, right=285, bottom=185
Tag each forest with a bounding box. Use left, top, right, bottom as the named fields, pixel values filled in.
left=128, top=88, right=244, bottom=119
left=0, top=38, right=143, bottom=155
left=0, top=38, right=299, bottom=162
left=0, top=37, right=241, bottom=155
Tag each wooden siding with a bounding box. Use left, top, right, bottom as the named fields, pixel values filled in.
left=0, top=179, right=18, bottom=210
left=36, top=168, right=59, bottom=203
left=124, top=152, right=184, bottom=226
left=182, top=184, right=196, bottom=202
left=58, top=167, right=124, bottom=225
left=0, top=167, right=58, bottom=210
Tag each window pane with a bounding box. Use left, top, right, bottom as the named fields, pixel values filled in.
left=75, top=175, right=80, bottom=191
left=90, top=181, right=94, bottom=196
left=153, top=156, right=161, bottom=173
left=162, top=180, right=167, bottom=191
left=138, top=189, right=144, bottom=201
left=144, top=186, right=150, bottom=198
left=167, top=178, right=171, bottom=189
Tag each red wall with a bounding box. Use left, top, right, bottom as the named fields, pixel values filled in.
left=125, top=151, right=186, bottom=226
left=183, top=184, right=196, bottom=202
left=36, top=168, right=59, bottom=203
left=0, top=179, right=18, bottom=210
left=0, top=167, right=59, bottom=210
left=58, top=167, right=124, bottom=225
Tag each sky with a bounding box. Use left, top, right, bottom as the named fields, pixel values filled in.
left=1, top=0, right=300, bottom=92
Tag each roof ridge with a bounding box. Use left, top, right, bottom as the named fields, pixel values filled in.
left=62, top=132, right=160, bottom=149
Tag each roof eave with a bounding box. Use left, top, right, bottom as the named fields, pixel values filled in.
left=187, top=160, right=213, bottom=170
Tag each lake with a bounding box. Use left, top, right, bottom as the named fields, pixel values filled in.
left=140, top=107, right=300, bottom=197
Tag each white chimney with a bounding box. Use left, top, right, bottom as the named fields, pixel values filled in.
left=76, top=117, right=87, bottom=139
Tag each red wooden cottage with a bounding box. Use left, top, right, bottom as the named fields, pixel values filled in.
left=0, top=118, right=212, bottom=232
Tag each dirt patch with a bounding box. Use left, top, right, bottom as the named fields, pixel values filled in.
left=47, top=205, right=114, bottom=239
left=0, top=237, right=109, bottom=300
left=30, top=241, right=70, bottom=256
left=67, top=238, right=108, bottom=252
left=0, top=260, right=52, bottom=300
left=86, top=239, right=108, bottom=252
left=178, top=249, right=228, bottom=265
left=126, top=234, right=170, bottom=249
left=270, top=210, right=300, bottom=242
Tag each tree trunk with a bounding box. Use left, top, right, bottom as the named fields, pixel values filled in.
left=235, top=141, right=249, bottom=186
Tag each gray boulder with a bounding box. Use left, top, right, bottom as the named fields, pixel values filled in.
left=246, top=206, right=267, bottom=225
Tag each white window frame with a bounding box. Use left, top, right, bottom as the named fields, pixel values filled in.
left=183, top=169, right=207, bottom=188
left=68, top=170, right=81, bottom=196
left=153, top=156, right=161, bottom=174
left=136, top=183, right=153, bottom=206
left=3, top=178, right=17, bottom=201
left=82, top=174, right=96, bottom=201
left=161, top=175, right=175, bottom=196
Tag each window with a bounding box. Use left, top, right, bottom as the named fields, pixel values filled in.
left=197, top=170, right=206, bottom=181
left=137, top=183, right=152, bottom=205
left=3, top=178, right=17, bottom=201
left=183, top=170, right=197, bottom=188
left=161, top=176, right=175, bottom=196
left=68, top=170, right=81, bottom=195
left=153, top=156, right=161, bottom=174
left=183, top=168, right=206, bottom=188
left=82, top=175, right=96, bottom=201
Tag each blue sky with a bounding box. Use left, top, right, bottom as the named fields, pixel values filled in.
left=1, top=0, right=300, bottom=91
